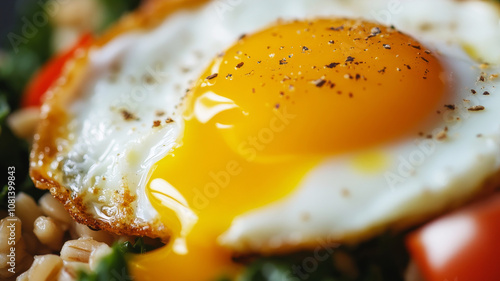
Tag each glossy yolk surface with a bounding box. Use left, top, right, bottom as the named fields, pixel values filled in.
left=131, top=19, right=446, bottom=281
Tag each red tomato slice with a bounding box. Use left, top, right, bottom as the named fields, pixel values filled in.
left=407, top=194, right=500, bottom=281
left=21, top=33, right=93, bottom=108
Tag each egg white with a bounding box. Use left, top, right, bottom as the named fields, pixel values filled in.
left=46, top=0, right=500, bottom=250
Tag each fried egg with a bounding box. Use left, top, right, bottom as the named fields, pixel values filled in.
left=30, top=0, right=500, bottom=280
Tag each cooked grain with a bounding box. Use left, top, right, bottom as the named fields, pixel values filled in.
left=60, top=238, right=106, bottom=263
left=16, top=193, right=43, bottom=233
left=33, top=216, right=64, bottom=251
left=27, top=255, right=63, bottom=281
left=39, top=193, right=72, bottom=226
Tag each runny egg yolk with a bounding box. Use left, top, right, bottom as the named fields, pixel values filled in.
left=131, top=19, right=447, bottom=281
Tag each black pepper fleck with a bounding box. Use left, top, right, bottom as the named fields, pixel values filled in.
left=314, top=79, right=327, bottom=87
left=120, top=110, right=137, bottom=121
left=206, top=73, right=218, bottom=80
left=468, top=105, right=485, bottom=111
left=371, top=27, right=381, bottom=35
left=329, top=25, right=344, bottom=31
left=345, top=56, right=355, bottom=63
left=326, top=62, right=340, bottom=68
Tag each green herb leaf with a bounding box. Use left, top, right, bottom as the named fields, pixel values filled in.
left=0, top=94, right=9, bottom=124
left=237, top=232, right=408, bottom=281
left=0, top=185, right=8, bottom=208
left=77, top=237, right=160, bottom=281
left=98, top=0, right=141, bottom=32
left=120, top=237, right=159, bottom=254
left=78, top=243, right=132, bottom=281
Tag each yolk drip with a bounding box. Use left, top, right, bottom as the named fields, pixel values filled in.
left=131, top=19, right=446, bottom=281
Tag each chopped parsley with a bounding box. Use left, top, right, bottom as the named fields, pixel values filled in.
left=77, top=237, right=159, bottom=281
